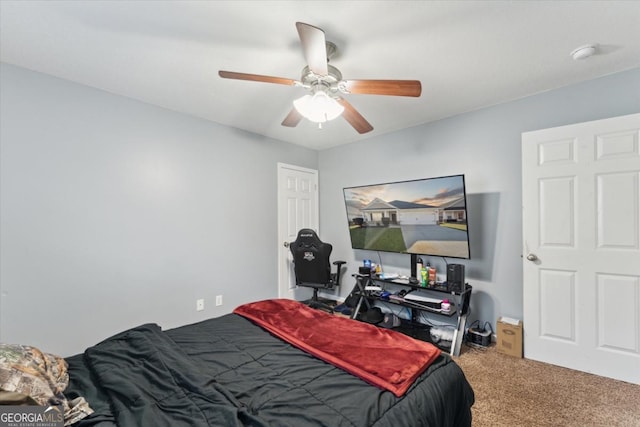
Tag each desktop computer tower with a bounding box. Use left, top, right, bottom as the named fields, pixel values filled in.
left=447, top=264, right=465, bottom=291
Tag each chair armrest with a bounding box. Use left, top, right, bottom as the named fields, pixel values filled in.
left=332, top=261, right=347, bottom=286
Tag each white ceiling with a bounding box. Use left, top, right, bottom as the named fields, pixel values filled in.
left=1, top=1, right=639, bottom=150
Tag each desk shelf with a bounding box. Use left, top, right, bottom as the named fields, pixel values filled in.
left=369, top=294, right=458, bottom=317
left=393, top=321, right=453, bottom=353
left=368, top=274, right=467, bottom=295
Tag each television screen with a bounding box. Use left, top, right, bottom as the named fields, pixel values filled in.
left=343, top=174, right=470, bottom=259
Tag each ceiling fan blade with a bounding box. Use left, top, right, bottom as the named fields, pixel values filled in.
left=281, top=108, right=303, bottom=128
left=342, top=79, right=422, bottom=97
left=218, top=71, right=296, bottom=86
left=337, top=97, right=373, bottom=134
left=296, top=22, right=328, bottom=76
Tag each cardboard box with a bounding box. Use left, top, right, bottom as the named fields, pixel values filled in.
left=496, top=317, right=523, bottom=358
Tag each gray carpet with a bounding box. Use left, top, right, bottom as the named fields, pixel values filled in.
left=455, top=344, right=640, bottom=426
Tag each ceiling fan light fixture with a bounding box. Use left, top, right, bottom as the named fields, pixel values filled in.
left=219, top=22, right=416, bottom=134
left=293, top=91, right=344, bottom=123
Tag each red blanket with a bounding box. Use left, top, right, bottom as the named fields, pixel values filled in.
left=233, top=299, right=441, bottom=397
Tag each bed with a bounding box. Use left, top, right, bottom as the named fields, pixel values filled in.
left=57, top=299, right=474, bottom=426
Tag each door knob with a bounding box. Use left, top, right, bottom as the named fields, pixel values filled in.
left=526, top=253, right=538, bottom=261
left=283, top=241, right=289, bottom=248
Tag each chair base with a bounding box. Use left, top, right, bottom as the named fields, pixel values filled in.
left=305, top=289, right=335, bottom=313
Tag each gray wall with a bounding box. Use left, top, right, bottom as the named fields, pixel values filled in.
left=0, top=63, right=318, bottom=356
left=319, top=68, right=640, bottom=328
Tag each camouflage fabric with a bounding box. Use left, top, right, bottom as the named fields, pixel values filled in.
left=0, top=343, right=93, bottom=425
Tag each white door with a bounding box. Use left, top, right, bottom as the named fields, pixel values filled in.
left=522, top=113, right=640, bottom=384
left=277, top=163, right=319, bottom=300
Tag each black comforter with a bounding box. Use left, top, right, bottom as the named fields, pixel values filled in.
left=65, top=314, right=474, bottom=426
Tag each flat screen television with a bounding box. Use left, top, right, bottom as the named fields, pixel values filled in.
left=343, top=174, right=470, bottom=259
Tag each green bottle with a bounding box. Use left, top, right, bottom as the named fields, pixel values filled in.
left=420, top=267, right=427, bottom=287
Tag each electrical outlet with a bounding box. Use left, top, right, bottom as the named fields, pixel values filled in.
left=215, top=295, right=223, bottom=306
left=196, top=299, right=204, bottom=311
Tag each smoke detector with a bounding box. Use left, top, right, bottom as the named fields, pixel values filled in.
left=570, top=44, right=597, bottom=60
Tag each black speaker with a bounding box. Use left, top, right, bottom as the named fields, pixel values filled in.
left=447, top=264, right=465, bottom=291
left=359, top=266, right=372, bottom=275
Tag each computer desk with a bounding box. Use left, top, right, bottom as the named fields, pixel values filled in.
left=350, top=273, right=472, bottom=357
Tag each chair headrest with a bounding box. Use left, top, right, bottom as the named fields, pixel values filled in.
left=294, top=229, right=320, bottom=243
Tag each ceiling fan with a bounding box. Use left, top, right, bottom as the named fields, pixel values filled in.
left=218, top=22, right=422, bottom=134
